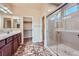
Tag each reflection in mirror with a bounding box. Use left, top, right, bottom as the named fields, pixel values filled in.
left=13, top=19, right=20, bottom=28
left=3, top=18, right=11, bottom=28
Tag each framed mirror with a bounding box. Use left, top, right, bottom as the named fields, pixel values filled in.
left=3, top=17, right=11, bottom=28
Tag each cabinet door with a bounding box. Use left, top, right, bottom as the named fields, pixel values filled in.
left=19, top=33, right=21, bottom=44
left=18, top=33, right=21, bottom=46
left=0, top=50, right=2, bottom=56
left=2, top=42, right=12, bottom=56
left=13, top=38, right=18, bottom=53
left=12, top=34, right=18, bottom=54
left=0, top=39, right=5, bottom=56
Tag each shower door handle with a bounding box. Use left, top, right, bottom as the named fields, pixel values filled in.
left=77, top=34, right=79, bottom=37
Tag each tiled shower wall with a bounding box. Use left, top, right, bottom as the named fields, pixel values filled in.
left=46, top=18, right=57, bottom=46
left=61, top=32, right=79, bottom=50
left=61, top=11, right=79, bottom=50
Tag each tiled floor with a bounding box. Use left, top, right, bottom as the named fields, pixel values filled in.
left=14, top=38, right=79, bottom=56
left=14, top=39, right=53, bottom=56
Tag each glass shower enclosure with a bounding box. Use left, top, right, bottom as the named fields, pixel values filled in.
left=45, top=3, right=79, bottom=56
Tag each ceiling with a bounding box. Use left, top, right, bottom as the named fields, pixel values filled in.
left=11, top=3, right=61, bottom=12
left=0, top=3, right=61, bottom=16
left=12, top=3, right=61, bottom=9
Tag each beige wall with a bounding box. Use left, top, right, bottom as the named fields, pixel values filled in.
left=11, top=3, right=57, bottom=43
left=40, top=4, right=57, bottom=16
left=0, top=3, right=57, bottom=43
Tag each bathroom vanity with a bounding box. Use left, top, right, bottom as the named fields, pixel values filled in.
left=0, top=31, right=21, bottom=56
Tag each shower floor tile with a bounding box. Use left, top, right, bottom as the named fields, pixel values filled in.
left=49, top=44, right=79, bottom=56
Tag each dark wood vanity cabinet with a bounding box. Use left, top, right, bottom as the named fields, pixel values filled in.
left=1, top=41, right=12, bottom=56
left=0, top=33, right=21, bottom=56
left=18, top=33, right=21, bottom=46
left=13, top=35, right=18, bottom=53
left=0, top=50, right=2, bottom=56
left=13, top=33, right=21, bottom=53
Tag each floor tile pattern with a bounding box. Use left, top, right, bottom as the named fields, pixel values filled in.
left=14, top=40, right=53, bottom=56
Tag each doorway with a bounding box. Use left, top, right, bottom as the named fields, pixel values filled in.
left=23, top=16, right=32, bottom=43
left=42, top=16, right=45, bottom=46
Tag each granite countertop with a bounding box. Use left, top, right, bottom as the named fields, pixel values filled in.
left=0, top=31, right=21, bottom=41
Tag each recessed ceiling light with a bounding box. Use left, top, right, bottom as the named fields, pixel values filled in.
left=48, top=9, right=52, bottom=12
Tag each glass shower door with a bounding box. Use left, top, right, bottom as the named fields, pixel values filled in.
left=46, top=15, right=58, bottom=55
left=57, top=4, right=79, bottom=56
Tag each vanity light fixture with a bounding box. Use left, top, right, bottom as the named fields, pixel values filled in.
left=0, top=4, right=13, bottom=14
left=0, top=8, right=7, bottom=13
left=7, top=9, right=13, bottom=14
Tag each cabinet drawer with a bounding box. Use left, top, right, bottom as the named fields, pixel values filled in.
left=13, top=34, right=18, bottom=39
left=0, top=40, right=5, bottom=48
left=7, top=37, right=13, bottom=43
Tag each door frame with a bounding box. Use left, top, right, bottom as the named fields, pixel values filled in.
left=42, top=16, right=45, bottom=46
left=44, top=16, right=48, bottom=48
left=22, top=16, right=34, bottom=43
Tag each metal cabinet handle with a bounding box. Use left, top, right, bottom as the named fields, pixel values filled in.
left=77, top=34, right=79, bottom=37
